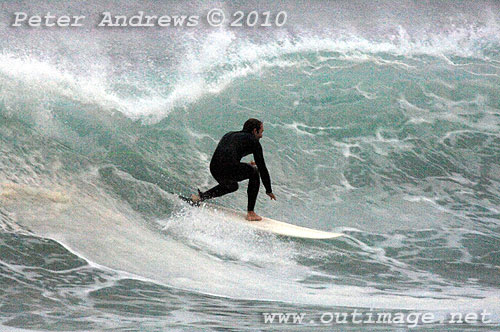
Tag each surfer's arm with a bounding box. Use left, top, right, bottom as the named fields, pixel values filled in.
left=253, top=142, right=272, bottom=193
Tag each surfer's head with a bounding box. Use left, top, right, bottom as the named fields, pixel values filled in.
left=243, top=118, right=263, bottom=139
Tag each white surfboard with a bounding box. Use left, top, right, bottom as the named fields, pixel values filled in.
left=180, top=196, right=342, bottom=239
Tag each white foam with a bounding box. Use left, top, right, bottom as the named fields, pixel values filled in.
left=0, top=53, right=124, bottom=111
left=2, top=20, right=499, bottom=124
left=161, top=205, right=299, bottom=268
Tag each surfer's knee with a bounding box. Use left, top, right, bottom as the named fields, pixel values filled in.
left=250, top=165, right=259, bottom=178
left=250, top=167, right=260, bottom=184
left=225, top=182, right=238, bottom=193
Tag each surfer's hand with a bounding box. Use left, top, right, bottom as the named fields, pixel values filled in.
left=249, top=161, right=256, bottom=166
left=267, top=193, right=276, bottom=200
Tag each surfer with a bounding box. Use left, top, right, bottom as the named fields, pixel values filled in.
left=190, top=118, right=276, bottom=221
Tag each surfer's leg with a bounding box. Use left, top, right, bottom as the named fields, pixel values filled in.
left=246, top=165, right=260, bottom=212
left=195, top=163, right=260, bottom=213
left=199, top=181, right=238, bottom=201
left=192, top=164, right=239, bottom=202
left=230, top=163, right=260, bottom=212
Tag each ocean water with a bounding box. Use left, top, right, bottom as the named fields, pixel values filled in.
left=1, top=1, right=500, bottom=331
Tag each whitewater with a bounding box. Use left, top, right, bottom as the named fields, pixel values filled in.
left=1, top=1, right=499, bottom=331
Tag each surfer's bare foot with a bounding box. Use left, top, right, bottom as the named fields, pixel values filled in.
left=190, top=194, right=200, bottom=203
left=246, top=211, right=262, bottom=221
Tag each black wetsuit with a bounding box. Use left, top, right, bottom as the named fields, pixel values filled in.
left=199, top=131, right=272, bottom=211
